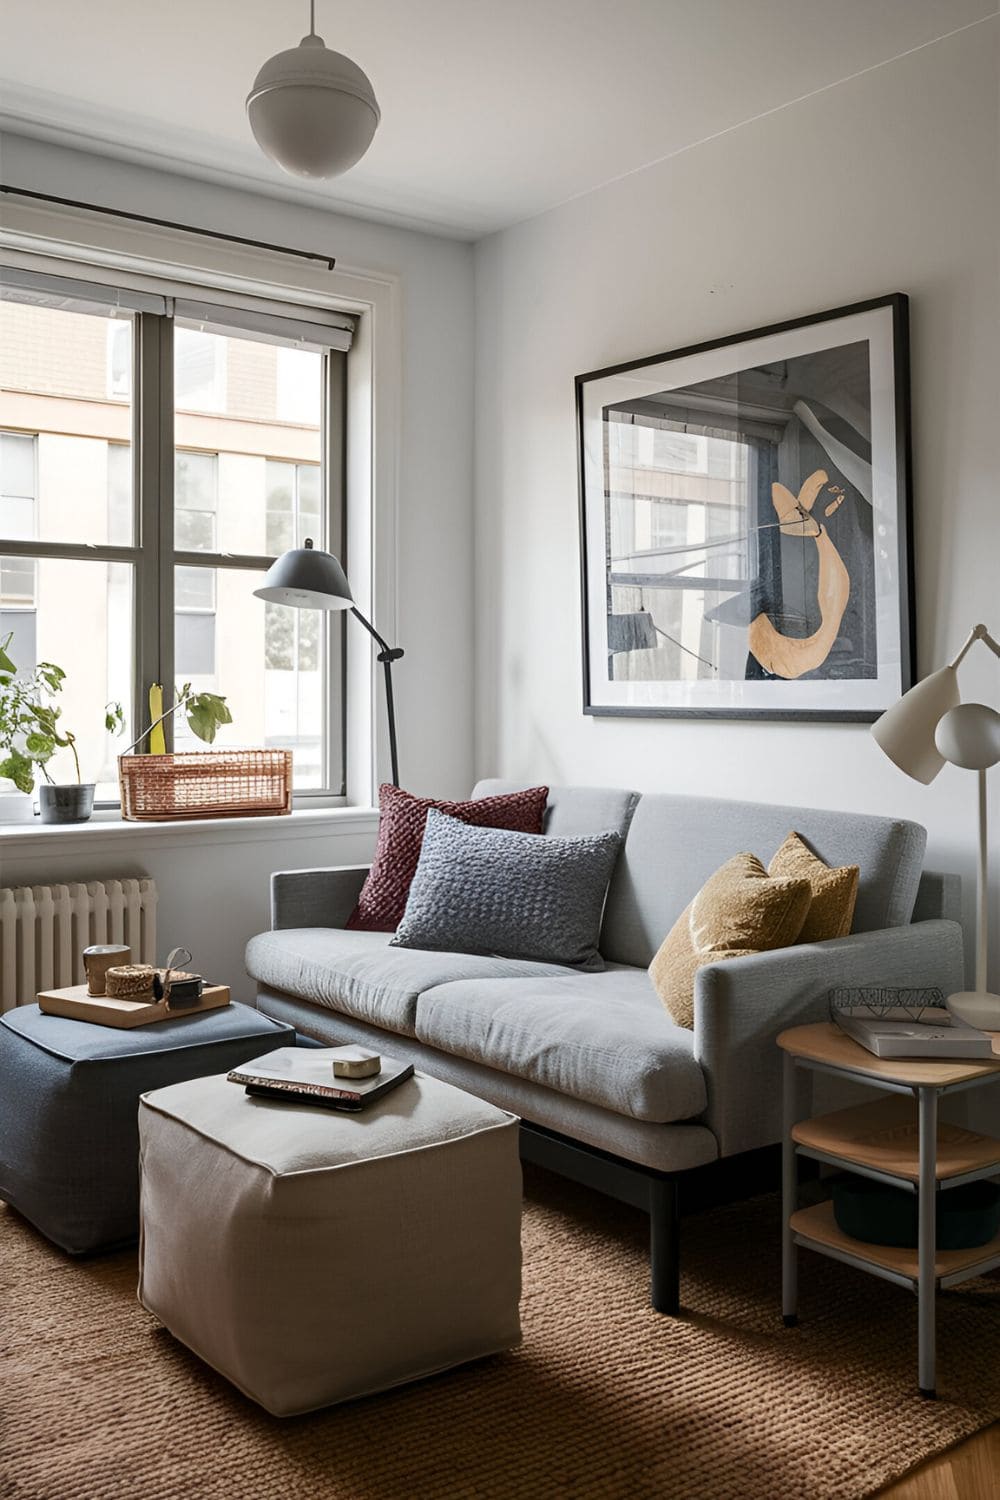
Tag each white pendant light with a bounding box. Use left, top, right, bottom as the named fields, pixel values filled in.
left=246, top=0, right=380, bottom=180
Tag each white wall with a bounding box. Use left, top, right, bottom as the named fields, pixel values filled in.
left=0, top=133, right=475, bottom=981
left=474, top=22, right=1000, bottom=984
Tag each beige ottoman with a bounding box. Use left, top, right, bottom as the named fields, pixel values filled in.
left=137, top=1070, right=522, bottom=1416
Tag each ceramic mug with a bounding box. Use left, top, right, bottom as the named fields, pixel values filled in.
left=83, top=944, right=131, bottom=997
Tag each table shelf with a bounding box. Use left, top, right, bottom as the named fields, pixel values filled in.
left=790, top=1201, right=1000, bottom=1286
left=792, top=1096, right=1000, bottom=1186
left=776, top=1021, right=1000, bottom=1088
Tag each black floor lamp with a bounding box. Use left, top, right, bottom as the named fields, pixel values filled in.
left=254, top=539, right=404, bottom=785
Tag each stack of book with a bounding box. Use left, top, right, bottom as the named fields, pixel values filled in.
left=228, top=1046, right=414, bottom=1111
left=834, top=1012, right=995, bottom=1059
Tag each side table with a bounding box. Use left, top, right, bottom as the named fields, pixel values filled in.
left=778, top=1021, right=1000, bottom=1398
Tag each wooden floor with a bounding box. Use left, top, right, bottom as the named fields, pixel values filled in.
left=880, top=1423, right=999, bottom=1498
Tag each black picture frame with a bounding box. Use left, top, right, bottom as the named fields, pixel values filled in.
left=576, top=293, right=914, bottom=721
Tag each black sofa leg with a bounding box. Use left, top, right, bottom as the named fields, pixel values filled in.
left=649, top=1177, right=680, bottom=1314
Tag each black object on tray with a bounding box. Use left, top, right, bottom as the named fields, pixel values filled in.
left=831, top=1172, right=1000, bottom=1250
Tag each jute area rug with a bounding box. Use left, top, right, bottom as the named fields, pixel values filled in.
left=2, top=1167, right=998, bottom=1500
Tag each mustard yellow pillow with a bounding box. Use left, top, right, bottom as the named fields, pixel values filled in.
left=768, top=831, right=859, bottom=944
left=649, top=853, right=812, bottom=1029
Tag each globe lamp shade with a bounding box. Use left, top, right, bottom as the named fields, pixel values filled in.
left=934, top=703, right=1000, bottom=772
left=247, top=34, right=380, bottom=180
left=253, top=542, right=353, bottom=611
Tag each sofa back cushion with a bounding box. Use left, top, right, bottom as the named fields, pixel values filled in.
left=601, top=793, right=927, bottom=968
left=472, top=779, right=639, bottom=842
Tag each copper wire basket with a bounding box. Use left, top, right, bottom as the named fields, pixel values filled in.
left=118, top=750, right=293, bottom=821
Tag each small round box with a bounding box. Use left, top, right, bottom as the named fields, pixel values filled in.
left=105, top=964, right=155, bottom=999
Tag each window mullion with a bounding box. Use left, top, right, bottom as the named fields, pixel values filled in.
left=326, top=350, right=347, bottom=797
left=134, top=312, right=175, bottom=751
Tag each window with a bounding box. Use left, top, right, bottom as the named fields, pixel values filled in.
left=264, top=460, right=321, bottom=679
left=1, top=433, right=38, bottom=658
left=175, top=326, right=227, bottom=413
left=106, top=322, right=131, bottom=399
left=175, top=451, right=218, bottom=552
left=0, top=271, right=350, bottom=801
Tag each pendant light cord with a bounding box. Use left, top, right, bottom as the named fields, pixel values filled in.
left=309, top=0, right=317, bottom=37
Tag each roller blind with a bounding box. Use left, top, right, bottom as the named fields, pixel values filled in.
left=173, top=298, right=352, bottom=352
left=0, top=263, right=356, bottom=349
left=0, top=264, right=164, bottom=315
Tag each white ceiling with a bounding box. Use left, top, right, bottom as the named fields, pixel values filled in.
left=0, top=0, right=994, bottom=239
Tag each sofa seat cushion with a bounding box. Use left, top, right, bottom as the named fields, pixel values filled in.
left=414, top=969, right=707, bottom=1124
left=244, top=928, right=582, bottom=1037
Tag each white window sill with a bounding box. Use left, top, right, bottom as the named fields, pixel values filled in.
left=0, top=804, right=379, bottom=857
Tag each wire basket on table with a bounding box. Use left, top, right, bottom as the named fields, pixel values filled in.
left=118, top=750, right=293, bottom=821
left=828, top=986, right=947, bottom=1025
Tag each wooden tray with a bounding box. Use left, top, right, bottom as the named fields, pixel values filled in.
left=37, top=982, right=231, bottom=1029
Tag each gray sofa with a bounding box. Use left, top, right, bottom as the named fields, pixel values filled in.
left=246, top=781, right=965, bottom=1311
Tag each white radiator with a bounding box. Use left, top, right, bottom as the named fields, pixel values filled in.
left=0, top=879, right=158, bottom=1012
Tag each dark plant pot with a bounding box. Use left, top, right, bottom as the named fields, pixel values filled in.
left=38, top=783, right=95, bottom=825
left=831, top=1173, right=1000, bottom=1251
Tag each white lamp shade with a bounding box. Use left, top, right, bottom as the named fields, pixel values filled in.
left=247, top=34, right=379, bottom=179
left=870, top=664, right=960, bottom=783
left=934, top=702, right=1000, bottom=771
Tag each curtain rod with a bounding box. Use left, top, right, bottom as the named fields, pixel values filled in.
left=0, top=185, right=336, bottom=271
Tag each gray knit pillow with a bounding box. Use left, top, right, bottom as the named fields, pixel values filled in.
left=390, top=810, right=621, bottom=971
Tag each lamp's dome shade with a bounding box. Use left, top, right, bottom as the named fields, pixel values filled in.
left=935, top=702, right=1000, bottom=771
left=247, top=34, right=380, bottom=179
left=871, top=664, right=960, bottom=784
left=253, top=546, right=354, bottom=610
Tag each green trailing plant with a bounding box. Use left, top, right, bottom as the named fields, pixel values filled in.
left=122, top=682, right=233, bottom=755
left=178, top=683, right=232, bottom=745
left=0, top=633, right=129, bottom=793
left=0, top=634, right=71, bottom=793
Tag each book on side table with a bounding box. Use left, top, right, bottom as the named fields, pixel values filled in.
left=229, top=1046, right=414, bottom=1111
left=834, top=1012, right=995, bottom=1059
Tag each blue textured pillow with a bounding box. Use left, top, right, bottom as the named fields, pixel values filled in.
left=390, top=809, right=621, bottom=971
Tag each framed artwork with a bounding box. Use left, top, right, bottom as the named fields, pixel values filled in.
left=576, top=294, right=913, bottom=720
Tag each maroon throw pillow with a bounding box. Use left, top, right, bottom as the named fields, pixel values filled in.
left=347, top=783, right=549, bottom=932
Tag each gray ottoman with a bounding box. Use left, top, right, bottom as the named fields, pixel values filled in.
left=138, top=1071, right=523, bottom=1415
left=0, top=1003, right=292, bottom=1254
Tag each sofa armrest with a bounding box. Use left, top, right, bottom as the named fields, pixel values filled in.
left=912, top=869, right=962, bottom=924
left=693, top=919, right=966, bottom=1158
left=270, top=866, right=370, bottom=931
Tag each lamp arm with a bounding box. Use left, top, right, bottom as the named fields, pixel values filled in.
left=950, top=622, right=1000, bottom=669
left=350, top=606, right=400, bottom=661
left=350, top=606, right=404, bottom=787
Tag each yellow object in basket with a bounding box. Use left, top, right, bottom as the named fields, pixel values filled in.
left=148, top=684, right=166, bottom=755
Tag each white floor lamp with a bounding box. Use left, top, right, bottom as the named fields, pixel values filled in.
left=872, top=623, right=1000, bottom=1030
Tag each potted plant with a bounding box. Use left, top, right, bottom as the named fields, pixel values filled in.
left=0, top=633, right=126, bottom=824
